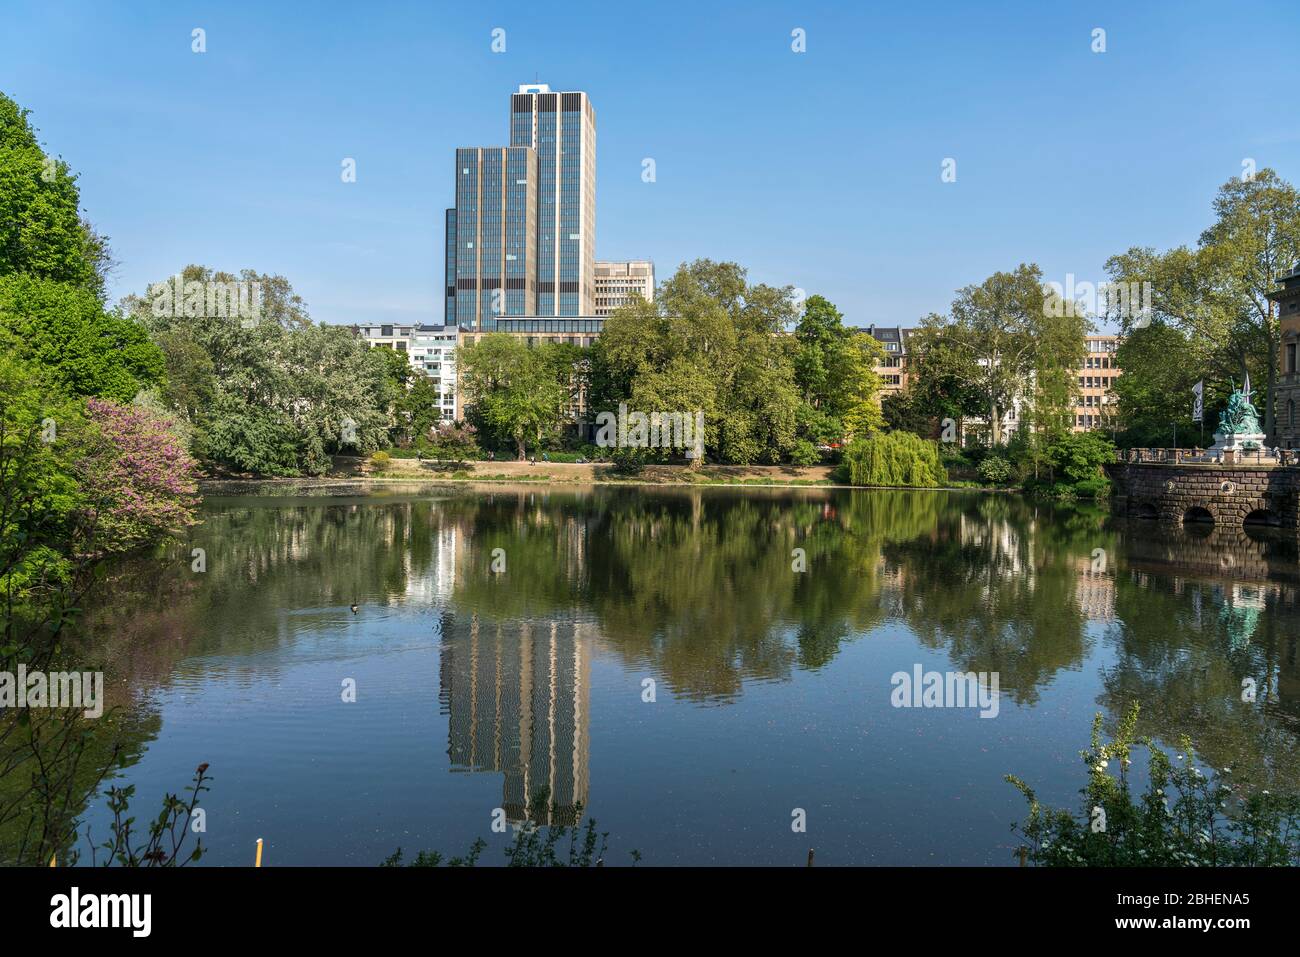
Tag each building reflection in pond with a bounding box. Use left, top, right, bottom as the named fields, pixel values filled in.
left=438, top=611, right=592, bottom=825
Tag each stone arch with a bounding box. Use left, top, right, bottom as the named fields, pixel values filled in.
left=1244, top=507, right=1280, bottom=527
left=1183, top=505, right=1215, bottom=524
left=1133, top=502, right=1158, bottom=520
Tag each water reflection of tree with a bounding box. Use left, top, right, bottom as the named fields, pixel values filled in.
left=883, top=496, right=1109, bottom=706
left=450, top=488, right=900, bottom=701
left=1101, top=523, right=1300, bottom=791
left=88, top=488, right=1119, bottom=709
left=83, top=496, right=448, bottom=674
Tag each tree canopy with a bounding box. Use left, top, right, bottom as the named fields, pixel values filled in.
left=125, top=265, right=395, bottom=475
left=588, top=260, right=869, bottom=465
left=0, top=91, right=111, bottom=298
left=1106, top=169, right=1300, bottom=441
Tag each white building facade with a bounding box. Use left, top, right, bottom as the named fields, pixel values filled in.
left=354, top=322, right=460, bottom=423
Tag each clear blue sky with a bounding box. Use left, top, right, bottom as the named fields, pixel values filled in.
left=3, top=0, right=1297, bottom=329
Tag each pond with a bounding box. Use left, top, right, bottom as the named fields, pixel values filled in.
left=72, top=483, right=1300, bottom=865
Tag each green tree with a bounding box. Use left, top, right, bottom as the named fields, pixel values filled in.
left=913, top=264, right=1085, bottom=445
left=839, top=431, right=947, bottom=487
left=901, top=325, right=985, bottom=436
left=1112, top=323, right=1203, bottom=447
left=0, top=92, right=111, bottom=298
left=590, top=259, right=804, bottom=465
left=793, top=295, right=884, bottom=443
left=457, top=334, right=569, bottom=460
left=881, top=388, right=936, bottom=437
left=0, top=275, right=164, bottom=402
left=125, top=265, right=393, bottom=475
left=1106, top=169, right=1300, bottom=441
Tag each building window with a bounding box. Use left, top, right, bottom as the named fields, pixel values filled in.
left=1288, top=343, right=1297, bottom=374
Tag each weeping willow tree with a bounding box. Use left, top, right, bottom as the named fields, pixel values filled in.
left=840, top=432, right=947, bottom=488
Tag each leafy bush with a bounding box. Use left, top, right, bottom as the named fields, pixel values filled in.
left=788, top=439, right=821, bottom=466
left=838, top=431, right=946, bottom=488
left=976, top=455, right=1012, bottom=484
left=1044, top=431, right=1115, bottom=485
left=609, top=446, right=648, bottom=475
left=426, top=421, right=478, bottom=462
left=1072, top=476, right=1111, bottom=500
left=1008, top=703, right=1300, bottom=866
left=368, top=450, right=391, bottom=471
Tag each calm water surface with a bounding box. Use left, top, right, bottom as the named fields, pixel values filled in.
left=75, top=484, right=1300, bottom=865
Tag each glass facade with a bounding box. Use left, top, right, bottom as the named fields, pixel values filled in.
left=510, top=88, right=596, bottom=316
left=444, top=208, right=456, bottom=324
left=445, top=86, right=595, bottom=328
left=494, top=318, right=605, bottom=334
left=451, top=146, right=537, bottom=330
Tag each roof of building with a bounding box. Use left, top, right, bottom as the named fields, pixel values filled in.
left=848, top=325, right=919, bottom=345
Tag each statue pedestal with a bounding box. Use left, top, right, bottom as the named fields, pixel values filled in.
left=1209, top=431, right=1266, bottom=451
left=1208, top=431, right=1268, bottom=463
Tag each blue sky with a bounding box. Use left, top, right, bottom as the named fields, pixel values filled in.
left=3, top=0, right=1298, bottom=329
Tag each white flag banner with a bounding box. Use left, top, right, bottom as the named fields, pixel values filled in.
left=1192, top=380, right=1203, bottom=423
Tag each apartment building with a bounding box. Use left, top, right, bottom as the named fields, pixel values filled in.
left=858, top=325, right=915, bottom=393
left=356, top=322, right=415, bottom=352
left=353, top=322, right=460, bottom=422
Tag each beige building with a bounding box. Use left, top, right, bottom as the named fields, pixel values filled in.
left=594, top=260, right=655, bottom=316
left=1269, top=264, right=1300, bottom=448
left=858, top=325, right=915, bottom=394
left=852, top=327, right=1122, bottom=437
left=1075, top=334, right=1120, bottom=433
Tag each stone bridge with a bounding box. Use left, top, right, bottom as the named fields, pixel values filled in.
left=1106, top=462, right=1300, bottom=529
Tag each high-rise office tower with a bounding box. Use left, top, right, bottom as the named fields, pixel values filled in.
left=446, top=146, right=537, bottom=330
left=444, top=84, right=597, bottom=327
left=510, top=84, right=597, bottom=317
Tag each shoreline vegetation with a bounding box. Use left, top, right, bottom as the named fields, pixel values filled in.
left=196, top=456, right=1027, bottom=494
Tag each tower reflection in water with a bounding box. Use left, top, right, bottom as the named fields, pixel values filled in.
left=438, top=611, right=592, bottom=825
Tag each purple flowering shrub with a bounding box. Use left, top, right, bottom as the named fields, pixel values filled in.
left=79, top=398, right=200, bottom=552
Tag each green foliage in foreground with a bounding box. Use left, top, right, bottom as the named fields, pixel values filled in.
left=1022, top=430, right=1115, bottom=500
left=1008, top=704, right=1300, bottom=867
left=838, top=431, right=946, bottom=488
left=383, top=793, right=640, bottom=868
